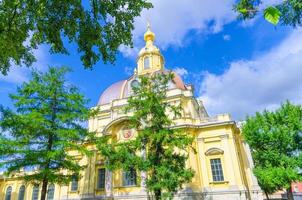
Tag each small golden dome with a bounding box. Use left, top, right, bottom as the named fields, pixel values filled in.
left=144, top=22, right=155, bottom=42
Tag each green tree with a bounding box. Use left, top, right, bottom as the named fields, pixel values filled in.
left=0, top=67, right=95, bottom=200
left=242, top=102, right=302, bottom=200
left=0, top=0, right=152, bottom=75
left=97, top=72, right=195, bottom=200
left=234, top=0, right=302, bottom=26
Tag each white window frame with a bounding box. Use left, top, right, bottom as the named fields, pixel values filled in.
left=144, top=56, right=150, bottom=69
left=122, top=168, right=137, bottom=186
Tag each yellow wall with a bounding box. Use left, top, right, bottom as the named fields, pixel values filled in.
left=0, top=94, right=261, bottom=200
left=0, top=121, right=260, bottom=200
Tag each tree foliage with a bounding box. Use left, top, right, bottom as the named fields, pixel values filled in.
left=242, top=102, right=302, bottom=199
left=0, top=67, right=95, bottom=200
left=234, top=0, right=302, bottom=26
left=0, top=0, right=152, bottom=75
left=97, top=72, right=195, bottom=200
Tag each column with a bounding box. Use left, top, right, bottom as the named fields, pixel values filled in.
left=140, top=120, right=148, bottom=193
left=197, top=137, right=209, bottom=188
left=105, top=167, right=113, bottom=197
left=141, top=148, right=147, bottom=191
left=221, top=134, right=237, bottom=185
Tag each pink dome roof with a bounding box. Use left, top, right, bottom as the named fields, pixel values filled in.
left=97, top=71, right=187, bottom=105
left=171, top=71, right=186, bottom=90
left=98, top=80, right=127, bottom=105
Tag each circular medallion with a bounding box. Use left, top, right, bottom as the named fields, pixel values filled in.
left=123, top=129, right=133, bottom=139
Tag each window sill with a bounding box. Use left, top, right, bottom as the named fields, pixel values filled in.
left=114, top=185, right=138, bottom=189
left=96, top=188, right=105, bottom=191
left=68, top=190, right=79, bottom=194
left=209, top=181, right=229, bottom=185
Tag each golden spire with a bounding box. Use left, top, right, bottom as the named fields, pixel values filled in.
left=136, top=21, right=164, bottom=75
left=144, top=21, right=155, bottom=43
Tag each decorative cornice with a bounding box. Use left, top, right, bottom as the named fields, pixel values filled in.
left=170, top=121, right=236, bottom=130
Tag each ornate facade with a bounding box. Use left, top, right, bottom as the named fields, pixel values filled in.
left=0, top=25, right=263, bottom=200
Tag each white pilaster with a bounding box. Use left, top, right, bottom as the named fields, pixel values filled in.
left=140, top=146, right=147, bottom=193
left=197, top=138, right=209, bottom=187
left=221, top=134, right=237, bottom=185
left=105, top=169, right=113, bottom=197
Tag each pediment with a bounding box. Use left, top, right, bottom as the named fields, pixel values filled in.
left=205, top=147, right=224, bottom=156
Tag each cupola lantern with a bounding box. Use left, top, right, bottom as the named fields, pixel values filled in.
left=136, top=22, right=164, bottom=75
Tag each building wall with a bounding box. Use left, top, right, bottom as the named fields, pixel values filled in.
left=0, top=87, right=263, bottom=200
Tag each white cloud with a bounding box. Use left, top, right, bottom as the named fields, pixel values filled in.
left=199, top=28, right=302, bottom=120
left=0, top=46, right=48, bottom=84
left=121, top=0, right=288, bottom=59
left=119, top=45, right=139, bottom=58
left=223, top=34, right=231, bottom=41
left=121, top=0, right=236, bottom=57
left=173, top=67, right=188, bottom=78
left=0, top=66, right=30, bottom=84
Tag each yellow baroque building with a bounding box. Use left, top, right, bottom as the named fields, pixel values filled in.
left=0, top=25, right=263, bottom=200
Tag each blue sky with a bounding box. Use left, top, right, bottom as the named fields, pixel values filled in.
left=1, top=0, right=302, bottom=120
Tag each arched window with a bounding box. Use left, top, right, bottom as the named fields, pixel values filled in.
left=130, top=79, right=139, bottom=89
left=5, top=186, right=12, bottom=200
left=205, top=147, right=225, bottom=182
left=47, top=184, right=55, bottom=200
left=32, top=185, right=39, bottom=200
left=144, top=56, right=150, bottom=69
left=18, top=185, right=26, bottom=200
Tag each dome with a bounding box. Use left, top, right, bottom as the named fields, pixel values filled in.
left=98, top=76, right=134, bottom=105
left=98, top=79, right=127, bottom=105
left=144, top=22, right=155, bottom=42
left=97, top=24, right=187, bottom=106
left=97, top=71, right=186, bottom=105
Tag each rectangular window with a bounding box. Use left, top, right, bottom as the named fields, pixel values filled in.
left=210, top=158, right=224, bottom=182
left=122, top=168, right=137, bottom=186
left=144, top=57, right=150, bottom=69
left=97, top=168, right=106, bottom=189
left=71, top=175, right=78, bottom=191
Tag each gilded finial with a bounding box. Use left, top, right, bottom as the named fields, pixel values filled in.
left=144, top=20, right=155, bottom=43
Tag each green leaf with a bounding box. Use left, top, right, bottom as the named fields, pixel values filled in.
left=0, top=66, right=95, bottom=199
left=242, top=101, right=302, bottom=194
left=239, top=8, right=248, bottom=14
left=264, top=6, right=281, bottom=25
left=0, top=0, right=153, bottom=75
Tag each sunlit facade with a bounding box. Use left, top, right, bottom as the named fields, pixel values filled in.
left=0, top=25, right=263, bottom=200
